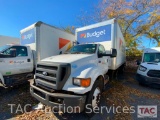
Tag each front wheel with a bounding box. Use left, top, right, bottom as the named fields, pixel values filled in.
left=84, top=80, right=103, bottom=118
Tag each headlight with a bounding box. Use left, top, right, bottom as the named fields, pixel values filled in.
left=139, top=65, right=147, bottom=72
left=73, top=78, right=91, bottom=87
left=73, top=78, right=81, bottom=86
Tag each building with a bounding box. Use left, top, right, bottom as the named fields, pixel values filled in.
left=0, top=35, right=19, bottom=46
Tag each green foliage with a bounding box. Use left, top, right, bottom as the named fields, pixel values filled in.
left=62, top=26, right=75, bottom=34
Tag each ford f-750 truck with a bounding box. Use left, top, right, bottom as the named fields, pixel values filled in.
left=0, top=21, right=74, bottom=87
left=30, top=19, right=126, bottom=117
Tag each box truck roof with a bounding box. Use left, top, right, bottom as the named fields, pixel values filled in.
left=144, top=47, right=160, bottom=53
left=76, top=18, right=116, bottom=32
left=20, top=21, right=74, bottom=35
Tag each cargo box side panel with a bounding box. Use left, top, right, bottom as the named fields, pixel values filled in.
left=115, top=22, right=126, bottom=69
left=116, top=23, right=126, bottom=67
left=39, top=24, right=75, bottom=60
left=109, top=22, right=126, bottom=70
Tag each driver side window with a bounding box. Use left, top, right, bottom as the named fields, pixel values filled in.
left=98, top=45, right=106, bottom=54
left=2, top=46, right=28, bottom=57
left=2, top=47, right=15, bottom=55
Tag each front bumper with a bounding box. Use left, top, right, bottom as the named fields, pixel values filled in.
left=136, top=73, right=160, bottom=85
left=30, top=84, right=86, bottom=113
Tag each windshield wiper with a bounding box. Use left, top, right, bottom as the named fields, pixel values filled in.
left=147, top=62, right=159, bottom=65
left=71, top=52, right=85, bottom=54
left=71, top=52, right=94, bottom=54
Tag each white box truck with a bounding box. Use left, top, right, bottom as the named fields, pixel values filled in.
left=0, top=21, right=75, bottom=87
left=30, top=19, right=126, bottom=117
left=136, top=47, right=160, bottom=86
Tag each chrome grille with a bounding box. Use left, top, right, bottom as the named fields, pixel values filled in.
left=35, top=62, right=71, bottom=90
left=147, top=70, right=160, bottom=78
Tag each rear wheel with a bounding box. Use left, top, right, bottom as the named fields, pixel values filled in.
left=84, top=80, right=103, bottom=118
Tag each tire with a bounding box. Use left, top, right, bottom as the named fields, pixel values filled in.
left=84, top=80, right=103, bottom=118
left=139, top=82, right=146, bottom=86
left=108, top=70, right=115, bottom=80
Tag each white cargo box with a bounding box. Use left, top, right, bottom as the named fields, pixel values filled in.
left=20, top=21, right=75, bottom=64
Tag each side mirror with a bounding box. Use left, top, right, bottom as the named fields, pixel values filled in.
left=10, top=48, right=16, bottom=57
left=136, top=60, right=141, bottom=65
left=98, top=48, right=117, bottom=58
left=110, top=48, right=117, bottom=58
left=98, top=52, right=103, bottom=58
left=59, top=51, right=62, bottom=54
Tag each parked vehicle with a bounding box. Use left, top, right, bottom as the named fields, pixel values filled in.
left=30, top=19, right=126, bottom=117
left=136, top=47, right=160, bottom=85
left=0, top=21, right=75, bottom=87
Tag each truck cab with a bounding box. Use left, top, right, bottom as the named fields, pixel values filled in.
left=136, top=47, right=160, bottom=85
left=30, top=43, right=117, bottom=116
left=0, top=44, right=34, bottom=86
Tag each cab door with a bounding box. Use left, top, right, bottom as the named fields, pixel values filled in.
left=97, top=45, right=108, bottom=73
left=0, top=46, right=33, bottom=76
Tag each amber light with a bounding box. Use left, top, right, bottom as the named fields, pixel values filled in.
left=81, top=78, right=91, bottom=87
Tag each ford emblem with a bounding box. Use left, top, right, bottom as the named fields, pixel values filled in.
left=42, top=71, right=48, bottom=76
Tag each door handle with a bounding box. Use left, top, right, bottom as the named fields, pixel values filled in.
left=27, top=59, right=31, bottom=62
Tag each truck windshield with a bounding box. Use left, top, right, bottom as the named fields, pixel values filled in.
left=0, top=45, right=10, bottom=52
left=143, top=53, right=160, bottom=63
left=68, top=44, right=97, bottom=54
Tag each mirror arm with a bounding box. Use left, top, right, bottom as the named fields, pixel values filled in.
left=102, top=54, right=112, bottom=56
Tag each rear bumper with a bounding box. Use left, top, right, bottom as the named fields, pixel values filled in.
left=30, top=84, right=86, bottom=113
left=136, top=73, right=160, bottom=85
left=1, top=73, right=33, bottom=87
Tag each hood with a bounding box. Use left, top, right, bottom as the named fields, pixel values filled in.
left=42, top=54, right=95, bottom=63
left=141, top=62, right=160, bottom=70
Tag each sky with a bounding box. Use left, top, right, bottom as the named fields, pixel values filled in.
left=0, top=0, right=157, bottom=48
left=0, top=0, right=99, bottom=37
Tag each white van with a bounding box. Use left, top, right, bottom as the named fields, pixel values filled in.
left=136, top=47, right=160, bottom=85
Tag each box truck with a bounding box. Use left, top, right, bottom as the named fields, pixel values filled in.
left=30, top=19, right=126, bottom=117
left=136, top=47, right=160, bottom=86
left=0, top=21, right=75, bottom=87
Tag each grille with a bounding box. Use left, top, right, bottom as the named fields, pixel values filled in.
left=147, top=70, right=160, bottom=78
left=35, top=62, right=71, bottom=90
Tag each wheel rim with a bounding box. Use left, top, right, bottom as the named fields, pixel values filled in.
left=92, top=87, right=101, bottom=109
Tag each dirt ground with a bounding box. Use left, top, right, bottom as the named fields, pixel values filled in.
left=0, top=67, right=160, bottom=120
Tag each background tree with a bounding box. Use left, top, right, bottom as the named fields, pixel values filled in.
left=61, top=26, right=75, bottom=34
left=78, top=0, right=160, bottom=56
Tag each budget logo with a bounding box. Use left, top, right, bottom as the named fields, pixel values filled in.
left=21, top=33, right=33, bottom=40
left=80, top=30, right=106, bottom=39
left=21, top=35, right=25, bottom=40
left=59, top=38, right=70, bottom=49
left=80, top=33, right=86, bottom=38
left=137, top=105, right=157, bottom=118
